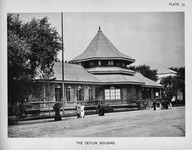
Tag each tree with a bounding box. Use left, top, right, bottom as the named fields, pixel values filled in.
left=8, top=14, right=62, bottom=104
left=160, top=67, right=185, bottom=102
left=160, top=76, right=177, bottom=100
left=128, top=65, right=158, bottom=81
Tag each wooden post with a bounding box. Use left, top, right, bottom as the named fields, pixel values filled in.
left=48, top=74, right=51, bottom=116
left=61, top=12, right=65, bottom=116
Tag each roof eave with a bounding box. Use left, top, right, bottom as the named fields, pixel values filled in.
left=141, top=85, right=164, bottom=88
left=71, top=57, right=135, bottom=63
left=101, top=81, right=145, bottom=85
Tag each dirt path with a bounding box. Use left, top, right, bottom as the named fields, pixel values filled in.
left=8, top=107, right=185, bottom=137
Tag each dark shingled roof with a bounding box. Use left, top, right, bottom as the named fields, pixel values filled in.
left=86, top=66, right=135, bottom=75
left=93, top=74, right=145, bottom=85
left=71, top=27, right=135, bottom=64
left=53, top=62, right=101, bottom=84
left=52, top=62, right=163, bottom=88
left=134, top=72, right=163, bottom=88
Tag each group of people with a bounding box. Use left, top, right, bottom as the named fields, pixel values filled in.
left=75, top=100, right=172, bottom=117
left=75, top=102, right=105, bottom=118
left=152, top=100, right=172, bottom=110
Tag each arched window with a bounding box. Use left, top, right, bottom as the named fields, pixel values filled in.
left=66, top=85, right=71, bottom=102
left=55, top=84, right=62, bottom=101
left=87, top=86, right=93, bottom=100
left=77, top=85, right=84, bottom=101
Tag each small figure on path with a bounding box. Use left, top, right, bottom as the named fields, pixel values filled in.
left=169, top=101, right=172, bottom=109
left=165, top=100, right=169, bottom=109
left=98, top=102, right=105, bottom=116
left=53, top=103, right=62, bottom=121
left=19, top=102, right=24, bottom=118
left=75, top=102, right=85, bottom=118
left=80, top=103, right=85, bottom=118
left=75, top=102, right=80, bottom=118
left=153, top=100, right=156, bottom=110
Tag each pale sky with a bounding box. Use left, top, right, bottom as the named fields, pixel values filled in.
left=18, top=12, right=184, bottom=70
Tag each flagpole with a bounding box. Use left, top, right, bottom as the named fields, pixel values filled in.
left=61, top=12, right=65, bottom=116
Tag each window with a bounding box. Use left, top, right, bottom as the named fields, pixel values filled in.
left=98, top=61, right=101, bottom=66
left=66, top=85, right=72, bottom=102
left=105, top=89, right=110, bottom=100
left=105, top=87, right=121, bottom=100
left=115, top=89, right=121, bottom=99
left=115, top=62, right=120, bottom=66
left=88, top=88, right=93, bottom=100
left=77, top=86, right=83, bottom=101
left=110, top=88, right=115, bottom=99
left=90, top=61, right=94, bottom=66
left=55, top=87, right=62, bottom=101
left=66, top=88, right=70, bottom=102
left=108, top=61, right=113, bottom=66
left=103, top=61, right=108, bottom=66
left=147, top=89, right=150, bottom=99
left=155, top=92, right=159, bottom=98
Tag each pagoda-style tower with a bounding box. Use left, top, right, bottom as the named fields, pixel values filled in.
left=71, top=26, right=135, bottom=71
left=70, top=26, right=162, bottom=102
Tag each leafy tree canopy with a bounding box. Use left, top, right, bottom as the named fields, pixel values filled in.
left=160, top=67, right=185, bottom=101
left=8, top=14, right=62, bottom=103
left=169, top=67, right=185, bottom=80
left=128, top=65, right=158, bottom=81
left=8, top=14, right=61, bottom=80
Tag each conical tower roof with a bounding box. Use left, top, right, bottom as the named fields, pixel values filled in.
left=71, top=26, right=135, bottom=64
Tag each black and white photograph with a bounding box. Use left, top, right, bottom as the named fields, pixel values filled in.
left=1, top=0, right=192, bottom=150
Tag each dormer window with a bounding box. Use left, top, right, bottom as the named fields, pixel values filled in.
left=116, top=62, right=120, bottom=66
left=90, top=61, right=94, bottom=66
left=108, top=61, right=113, bottom=66
left=98, top=61, right=101, bottom=66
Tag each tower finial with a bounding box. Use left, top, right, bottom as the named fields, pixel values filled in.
left=99, top=26, right=101, bottom=32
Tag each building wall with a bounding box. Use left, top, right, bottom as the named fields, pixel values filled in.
left=122, top=87, right=127, bottom=101
left=29, top=83, right=56, bottom=102
left=29, top=83, right=147, bottom=102
left=28, top=82, right=161, bottom=110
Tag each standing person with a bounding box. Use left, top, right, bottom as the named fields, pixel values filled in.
left=153, top=100, right=156, bottom=110
left=98, top=102, right=105, bottom=116
left=98, top=102, right=101, bottom=115
left=80, top=103, right=85, bottom=118
left=165, top=100, right=169, bottom=109
left=171, top=96, right=176, bottom=103
left=75, top=102, right=81, bottom=118
left=19, top=101, right=24, bottom=118
left=169, top=101, right=172, bottom=109
left=53, top=103, right=62, bottom=121
left=144, top=100, right=147, bottom=109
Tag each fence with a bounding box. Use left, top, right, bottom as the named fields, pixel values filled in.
left=9, top=98, right=164, bottom=121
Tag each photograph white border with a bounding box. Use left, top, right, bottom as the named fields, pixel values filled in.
left=1, top=0, right=192, bottom=150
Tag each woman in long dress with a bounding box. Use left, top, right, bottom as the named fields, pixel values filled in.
left=153, top=100, right=156, bottom=110
left=80, top=103, right=85, bottom=118
left=75, top=102, right=81, bottom=118
left=76, top=102, right=85, bottom=118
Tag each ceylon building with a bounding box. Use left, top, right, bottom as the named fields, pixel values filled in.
left=29, top=27, right=163, bottom=113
